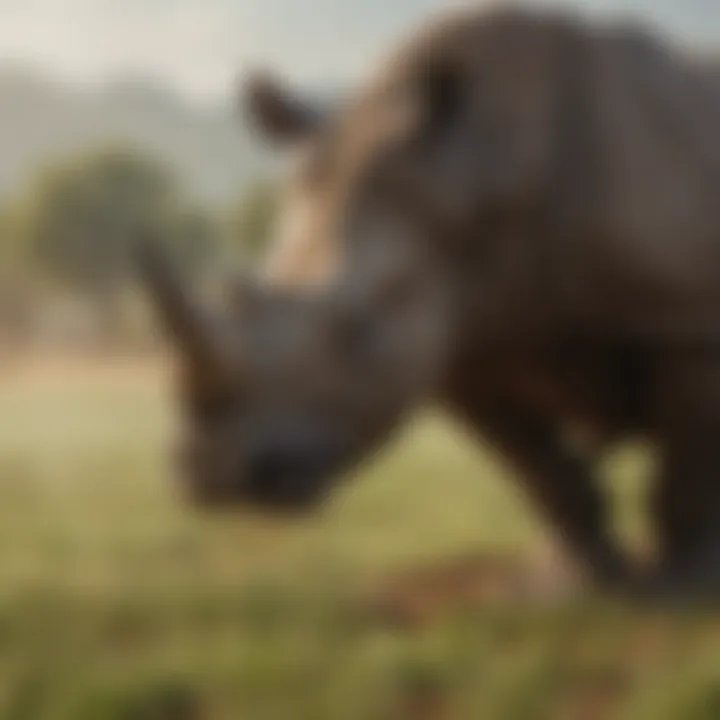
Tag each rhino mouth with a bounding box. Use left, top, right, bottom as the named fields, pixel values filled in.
left=243, top=458, right=338, bottom=512
left=178, top=429, right=353, bottom=514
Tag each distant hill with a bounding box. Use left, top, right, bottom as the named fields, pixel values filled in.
left=0, top=67, right=270, bottom=207
left=1, top=54, right=718, bottom=210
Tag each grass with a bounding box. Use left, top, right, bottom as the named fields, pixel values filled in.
left=0, top=355, right=717, bottom=719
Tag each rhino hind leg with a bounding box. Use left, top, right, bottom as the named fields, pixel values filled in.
left=651, top=355, right=720, bottom=598
left=650, top=462, right=720, bottom=599
left=450, top=395, right=633, bottom=591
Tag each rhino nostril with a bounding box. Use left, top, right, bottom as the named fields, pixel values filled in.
left=251, top=451, right=301, bottom=486
left=248, top=444, right=330, bottom=505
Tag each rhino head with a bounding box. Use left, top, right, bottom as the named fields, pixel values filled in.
left=140, top=57, right=479, bottom=513
left=140, top=242, right=449, bottom=513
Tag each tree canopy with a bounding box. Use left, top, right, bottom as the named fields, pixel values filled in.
left=23, top=148, right=219, bottom=296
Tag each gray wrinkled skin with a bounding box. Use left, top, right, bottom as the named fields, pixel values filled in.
left=142, top=6, right=720, bottom=597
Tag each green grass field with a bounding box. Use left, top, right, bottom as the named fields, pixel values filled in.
left=0, top=356, right=718, bottom=719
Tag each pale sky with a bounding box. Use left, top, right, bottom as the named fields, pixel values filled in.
left=0, top=0, right=718, bottom=104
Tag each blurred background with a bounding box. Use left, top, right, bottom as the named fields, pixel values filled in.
left=0, top=1, right=719, bottom=718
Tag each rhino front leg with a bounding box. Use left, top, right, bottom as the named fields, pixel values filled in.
left=651, top=353, right=720, bottom=597
left=448, top=395, right=632, bottom=590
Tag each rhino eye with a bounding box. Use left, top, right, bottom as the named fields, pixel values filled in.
left=332, top=307, right=393, bottom=372
left=334, top=313, right=373, bottom=359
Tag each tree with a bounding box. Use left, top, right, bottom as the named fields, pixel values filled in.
left=23, top=147, right=218, bottom=297
left=0, top=204, right=35, bottom=344
left=0, top=203, right=24, bottom=274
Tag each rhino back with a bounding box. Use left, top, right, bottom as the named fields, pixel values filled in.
left=267, top=6, right=720, bottom=341
left=389, top=7, right=720, bottom=340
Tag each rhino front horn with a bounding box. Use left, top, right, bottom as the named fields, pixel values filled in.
left=135, top=237, right=230, bottom=376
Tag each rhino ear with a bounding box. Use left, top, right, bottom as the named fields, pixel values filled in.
left=384, top=59, right=475, bottom=231
left=241, top=70, right=322, bottom=145
left=414, top=58, right=466, bottom=144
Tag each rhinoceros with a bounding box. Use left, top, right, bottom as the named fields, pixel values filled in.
left=140, top=5, right=720, bottom=596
